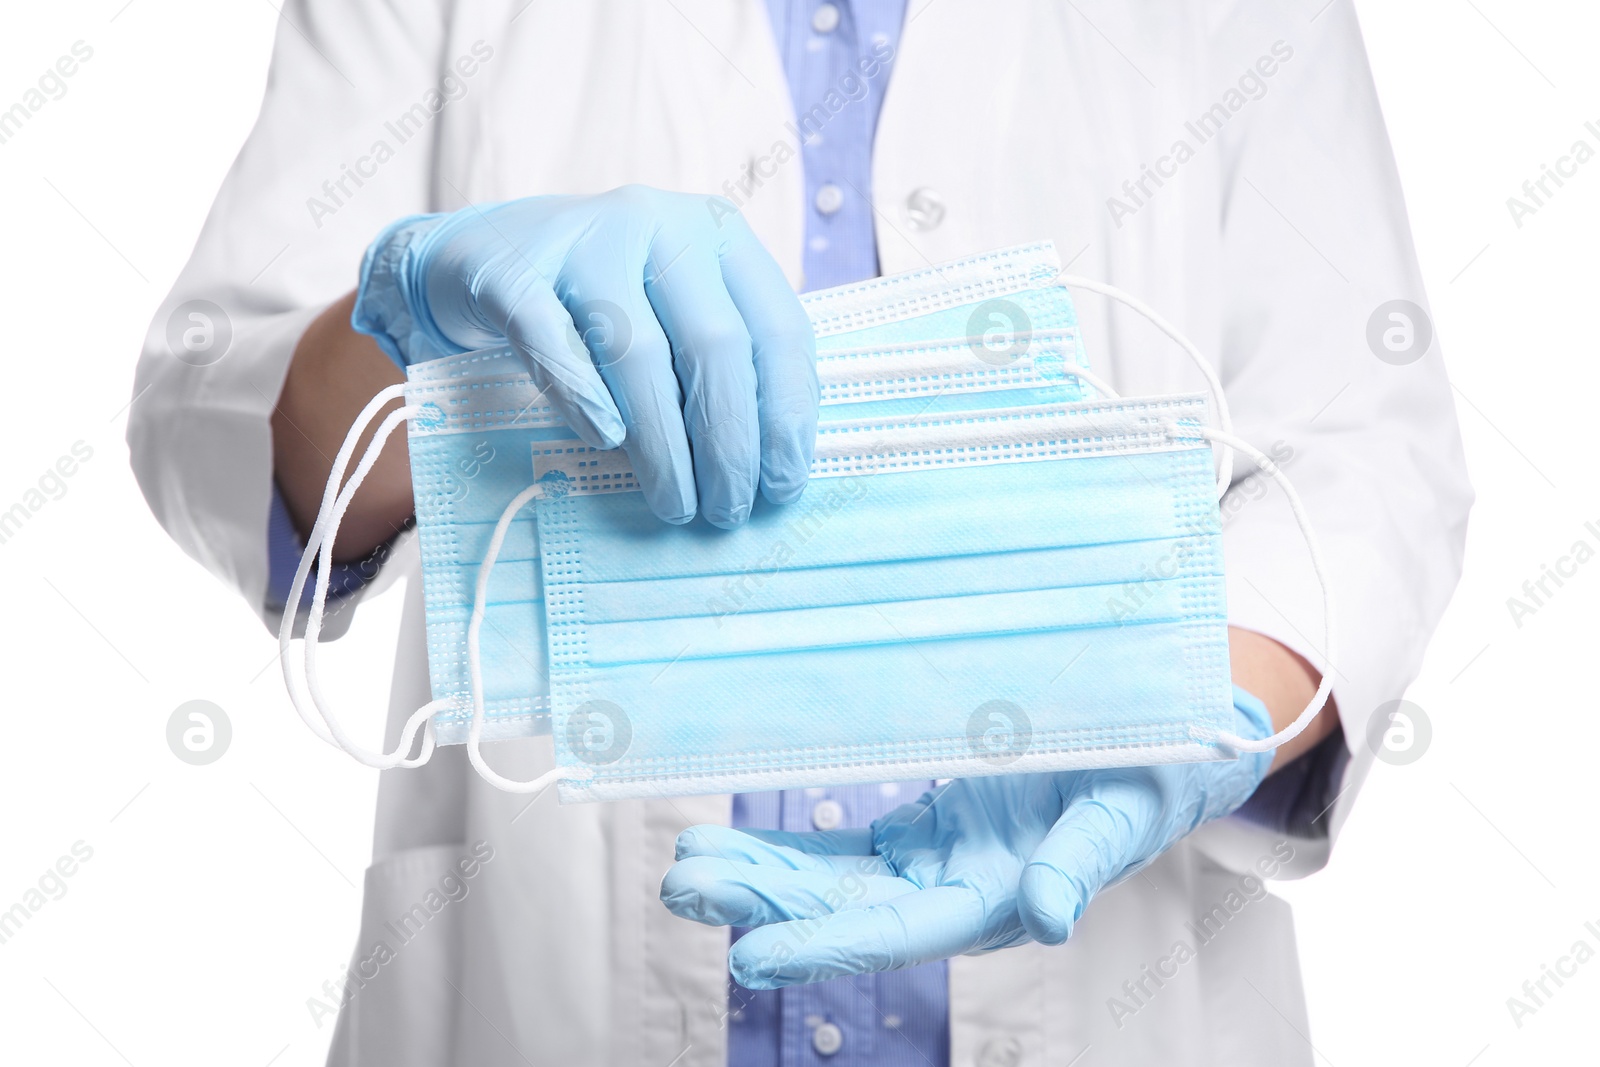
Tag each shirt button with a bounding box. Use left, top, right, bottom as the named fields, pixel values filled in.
left=904, top=187, right=945, bottom=230
left=812, top=1021, right=844, bottom=1056
left=812, top=3, right=841, bottom=34
left=811, top=799, right=844, bottom=830
left=815, top=183, right=845, bottom=216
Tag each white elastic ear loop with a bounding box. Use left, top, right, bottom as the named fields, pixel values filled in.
left=1057, top=274, right=1329, bottom=753
left=1063, top=366, right=1119, bottom=399
left=298, top=402, right=442, bottom=768
left=277, top=384, right=440, bottom=769
left=1057, top=273, right=1233, bottom=499
left=279, top=384, right=406, bottom=746
left=464, top=483, right=596, bottom=794
left=1181, top=426, right=1337, bottom=755
left=302, top=403, right=444, bottom=767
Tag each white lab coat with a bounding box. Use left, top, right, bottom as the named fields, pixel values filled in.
left=129, top=2, right=1471, bottom=1064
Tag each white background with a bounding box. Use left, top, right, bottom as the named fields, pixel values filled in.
left=0, top=2, right=1595, bottom=1065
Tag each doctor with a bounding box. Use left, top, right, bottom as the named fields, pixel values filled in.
left=130, top=2, right=1470, bottom=1065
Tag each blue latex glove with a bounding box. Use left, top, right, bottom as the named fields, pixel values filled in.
left=352, top=186, right=818, bottom=528
left=660, top=687, right=1274, bottom=988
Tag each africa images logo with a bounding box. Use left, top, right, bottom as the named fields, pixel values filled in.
left=1105, top=41, right=1294, bottom=228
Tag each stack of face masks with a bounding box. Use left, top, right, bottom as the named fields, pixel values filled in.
left=281, top=242, right=1333, bottom=802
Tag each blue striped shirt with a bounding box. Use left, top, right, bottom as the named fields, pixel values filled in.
left=728, top=5, right=943, bottom=1067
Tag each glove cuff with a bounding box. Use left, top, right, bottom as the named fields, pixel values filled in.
left=1230, top=684, right=1274, bottom=743
left=352, top=212, right=454, bottom=369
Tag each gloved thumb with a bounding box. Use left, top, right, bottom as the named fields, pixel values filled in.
left=478, top=280, right=626, bottom=449
left=1017, top=775, right=1160, bottom=945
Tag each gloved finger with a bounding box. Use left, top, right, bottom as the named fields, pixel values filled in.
left=674, top=825, right=881, bottom=870
left=713, top=212, right=818, bottom=504
left=556, top=257, right=697, bottom=524
left=644, top=223, right=760, bottom=528
left=659, top=855, right=915, bottom=927
left=728, top=886, right=987, bottom=989
left=1017, top=774, right=1163, bottom=945
left=471, top=276, right=626, bottom=450
left=735, top=826, right=880, bottom=858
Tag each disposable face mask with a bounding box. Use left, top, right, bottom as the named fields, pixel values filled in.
left=279, top=242, right=1333, bottom=802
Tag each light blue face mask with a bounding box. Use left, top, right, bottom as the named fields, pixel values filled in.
left=279, top=242, right=1333, bottom=802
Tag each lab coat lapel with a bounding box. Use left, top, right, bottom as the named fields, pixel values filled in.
left=440, top=0, right=804, bottom=287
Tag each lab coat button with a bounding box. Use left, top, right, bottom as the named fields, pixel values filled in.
left=905, top=187, right=945, bottom=229
left=812, top=4, right=841, bottom=33
left=977, top=1035, right=1023, bottom=1067
left=811, top=799, right=844, bottom=829
left=812, top=1021, right=844, bottom=1056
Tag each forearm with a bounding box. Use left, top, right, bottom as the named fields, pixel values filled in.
left=1228, top=625, right=1337, bottom=773
left=271, top=291, right=413, bottom=563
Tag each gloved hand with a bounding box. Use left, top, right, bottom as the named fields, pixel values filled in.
left=660, top=687, right=1274, bottom=988
left=352, top=185, right=818, bottom=528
